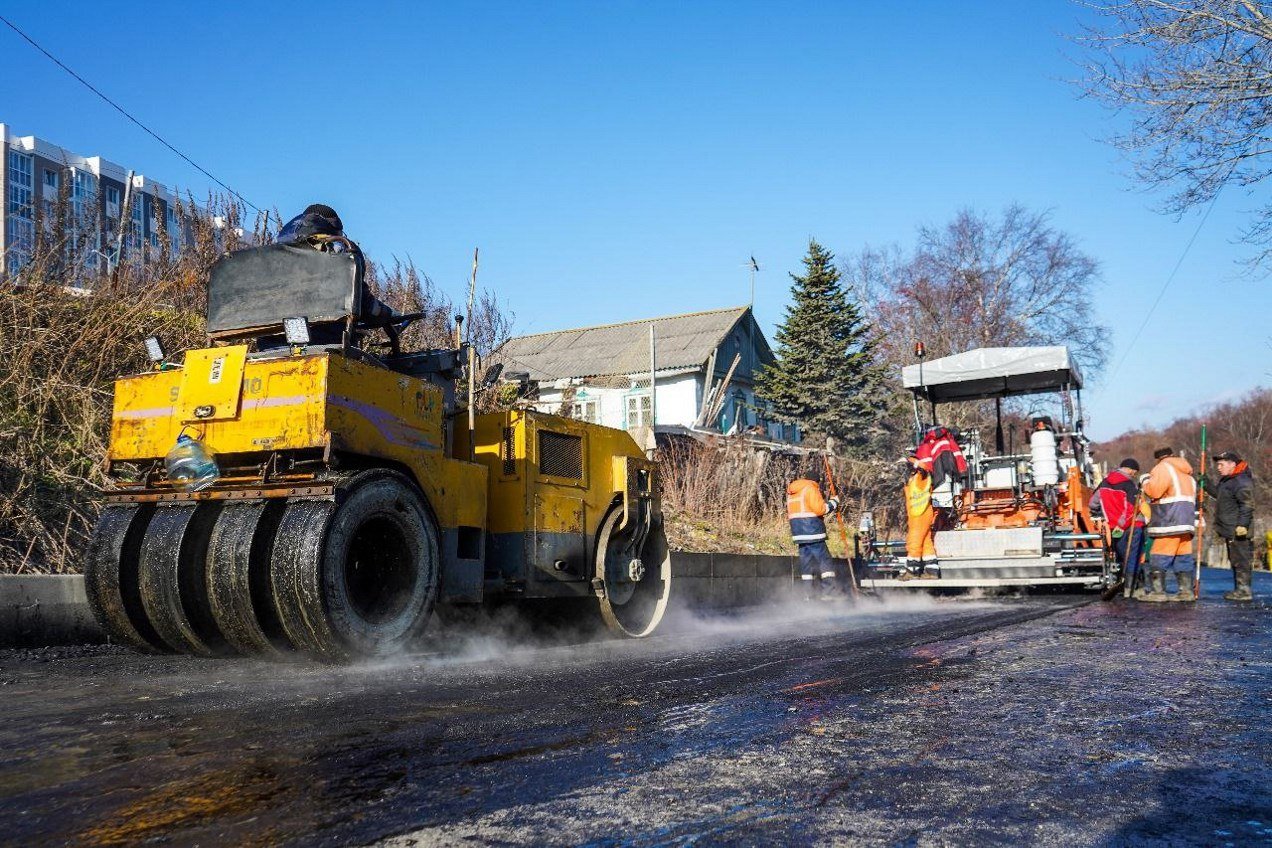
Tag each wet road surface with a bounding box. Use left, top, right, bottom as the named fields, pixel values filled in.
left=1, top=570, right=1270, bottom=846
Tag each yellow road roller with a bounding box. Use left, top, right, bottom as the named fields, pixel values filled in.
left=85, top=243, right=671, bottom=662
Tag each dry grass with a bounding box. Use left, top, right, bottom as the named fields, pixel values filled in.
left=657, top=435, right=903, bottom=556
left=0, top=279, right=206, bottom=573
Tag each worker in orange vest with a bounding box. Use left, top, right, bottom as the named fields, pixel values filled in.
left=904, top=453, right=939, bottom=579
left=1140, top=446, right=1198, bottom=602
left=787, top=469, right=839, bottom=599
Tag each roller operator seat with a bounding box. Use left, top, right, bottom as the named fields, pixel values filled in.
left=206, top=243, right=399, bottom=351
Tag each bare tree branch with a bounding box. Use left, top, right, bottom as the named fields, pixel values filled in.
left=1077, top=0, right=1272, bottom=269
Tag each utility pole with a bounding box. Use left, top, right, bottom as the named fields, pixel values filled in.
left=110, top=170, right=134, bottom=288
left=647, top=323, right=657, bottom=455
left=748, top=255, right=760, bottom=307
left=466, top=247, right=479, bottom=460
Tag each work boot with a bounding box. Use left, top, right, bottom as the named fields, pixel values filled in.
left=918, top=560, right=940, bottom=580
left=1223, top=564, right=1254, bottom=602
left=898, top=559, right=920, bottom=581
left=1137, top=571, right=1169, bottom=603
left=1124, top=568, right=1144, bottom=599
left=801, top=577, right=818, bottom=601
left=818, top=573, right=840, bottom=600
left=1169, top=571, right=1196, bottom=603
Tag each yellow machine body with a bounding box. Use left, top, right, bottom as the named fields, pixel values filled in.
left=470, top=408, right=657, bottom=593
left=106, top=347, right=655, bottom=604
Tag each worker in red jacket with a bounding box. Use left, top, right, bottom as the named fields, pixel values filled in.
left=915, top=426, right=969, bottom=488
left=1092, top=458, right=1147, bottom=591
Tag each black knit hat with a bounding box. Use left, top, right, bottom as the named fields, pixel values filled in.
left=1153, top=446, right=1174, bottom=460
left=1213, top=450, right=1242, bottom=463
left=303, top=203, right=342, bottom=231
left=1119, top=458, right=1140, bottom=472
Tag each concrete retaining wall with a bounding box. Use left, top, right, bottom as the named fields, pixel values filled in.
left=0, top=575, right=104, bottom=648
left=0, top=552, right=808, bottom=647
left=668, top=552, right=800, bottom=610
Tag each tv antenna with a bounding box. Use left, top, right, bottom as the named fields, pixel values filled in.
left=743, top=255, right=761, bottom=307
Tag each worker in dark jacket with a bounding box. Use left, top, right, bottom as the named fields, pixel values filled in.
left=277, top=204, right=398, bottom=336
left=787, top=469, right=839, bottom=600
left=1207, top=451, right=1256, bottom=601
left=1093, top=458, right=1147, bottom=590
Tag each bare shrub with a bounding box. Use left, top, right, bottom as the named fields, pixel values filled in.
left=1077, top=1, right=1272, bottom=269
left=0, top=279, right=205, bottom=573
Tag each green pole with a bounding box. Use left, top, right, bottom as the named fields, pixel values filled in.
left=1196, top=423, right=1207, bottom=598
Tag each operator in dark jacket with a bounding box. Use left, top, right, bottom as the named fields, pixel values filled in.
left=1207, top=450, right=1256, bottom=601
left=276, top=204, right=398, bottom=341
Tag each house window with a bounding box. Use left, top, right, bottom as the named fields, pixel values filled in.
left=6, top=151, right=35, bottom=274
left=570, top=400, right=599, bottom=423
left=69, top=170, right=96, bottom=238
left=43, top=169, right=59, bottom=191
left=72, top=171, right=94, bottom=217
left=166, top=204, right=180, bottom=253
left=126, top=193, right=144, bottom=260
left=626, top=393, right=652, bottom=429
left=7, top=150, right=33, bottom=215
left=105, top=186, right=120, bottom=219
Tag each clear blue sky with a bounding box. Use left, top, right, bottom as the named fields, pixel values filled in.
left=3, top=1, right=1268, bottom=440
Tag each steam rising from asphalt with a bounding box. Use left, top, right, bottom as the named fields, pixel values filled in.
left=391, top=589, right=989, bottom=673
left=661, top=589, right=984, bottom=642
left=154, top=590, right=997, bottom=705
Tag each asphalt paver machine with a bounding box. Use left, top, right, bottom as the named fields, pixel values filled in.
left=86, top=243, right=671, bottom=662
left=860, top=346, right=1112, bottom=591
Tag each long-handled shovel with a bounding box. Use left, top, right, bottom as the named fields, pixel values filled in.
left=822, top=455, right=861, bottom=599
left=1195, top=423, right=1207, bottom=600
left=1101, top=492, right=1146, bottom=601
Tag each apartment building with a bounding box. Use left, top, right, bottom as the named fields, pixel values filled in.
left=1, top=122, right=187, bottom=279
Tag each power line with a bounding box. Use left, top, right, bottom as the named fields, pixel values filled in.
left=0, top=12, right=261, bottom=214
left=1107, top=173, right=1234, bottom=382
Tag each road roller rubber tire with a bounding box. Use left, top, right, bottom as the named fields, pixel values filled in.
left=271, top=470, right=440, bottom=663
left=138, top=502, right=235, bottom=657
left=206, top=500, right=293, bottom=659
left=84, top=503, right=171, bottom=653
left=595, top=504, right=672, bottom=638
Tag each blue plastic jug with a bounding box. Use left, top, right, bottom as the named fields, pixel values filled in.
left=165, top=433, right=219, bottom=491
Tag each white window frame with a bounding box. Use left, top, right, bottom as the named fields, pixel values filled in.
left=126, top=192, right=145, bottom=261
left=570, top=399, right=599, bottom=424
left=625, top=392, right=652, bottom=429
left=6, top=151, right=35, bottom=274
left=105, top=186, right=120, bottom=220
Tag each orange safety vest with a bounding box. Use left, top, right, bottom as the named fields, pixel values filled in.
left=787, top=478, right=828, bottom=543
left=1144, top=456, right=1197, bottom=537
